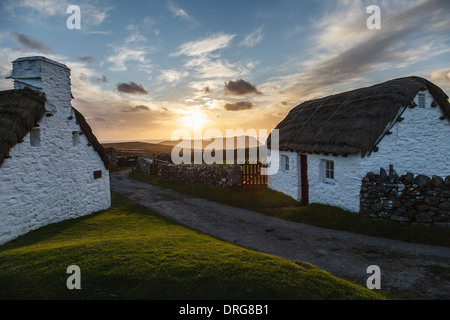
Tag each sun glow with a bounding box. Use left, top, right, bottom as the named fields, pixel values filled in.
left=181, top=110, right=208, bottom=129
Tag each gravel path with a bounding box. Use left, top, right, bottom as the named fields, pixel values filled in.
left=110, top=170, right=450, bottom=299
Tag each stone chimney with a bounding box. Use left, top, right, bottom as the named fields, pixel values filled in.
left=8, top=56, right=72, bottom=114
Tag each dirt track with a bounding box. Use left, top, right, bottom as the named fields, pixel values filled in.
left=110, top=170, right=450, bottom=299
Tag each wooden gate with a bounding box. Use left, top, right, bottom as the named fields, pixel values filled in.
left=152, top=159, right=171, bottom=175
left=242, top=161, right=268, bottom=188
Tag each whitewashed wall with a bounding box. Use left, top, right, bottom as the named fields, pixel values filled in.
left=360, top=89, right=450, bottom=178
left=0, top=57, right=110, bottom=245
left=268, top=151, right=300, bottom=200
left=268, top=151, right=363, bottom=212
left=269, top=89, right=450, bottom=213
left=307, top=154, right=362, bottom=212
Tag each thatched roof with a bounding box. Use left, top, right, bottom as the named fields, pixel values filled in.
left=0, top=88, right=46, bottom=166
left=0, top=88, right=109, bottom=168
left=267, top=76, right=450, bottom=157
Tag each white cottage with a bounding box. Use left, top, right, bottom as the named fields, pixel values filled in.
left=0, top=56, right=111, bottom=245
left=268, top=76, right=450, bottom=217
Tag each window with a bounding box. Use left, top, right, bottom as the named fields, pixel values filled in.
left=321, top=160, right=335, bottom=184
left=281, top=155, right=289, bottom=171
left=30, top=129, right=41, bottom=147
left=418, top=93, right=426, bottom=108
left=93, top=170, right=102, bottom=179
left=72, top=131, right=80, bottom=146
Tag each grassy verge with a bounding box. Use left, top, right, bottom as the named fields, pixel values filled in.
left=0, top=192, right=384, bottom=300
left=130, top=168, right=449, bottom=248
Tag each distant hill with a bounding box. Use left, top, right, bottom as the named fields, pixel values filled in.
left=102, top=141, right=174, bottom=157
left=159, top=136, right=264, bottom=150
left=102, top=136, right=265, bottom=157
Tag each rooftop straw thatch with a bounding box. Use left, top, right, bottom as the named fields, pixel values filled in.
left=267, top=76, right=450, bottom=157
left=0, top=88, right=109, bottom=168
left=0, top=88, right=46, bottom=166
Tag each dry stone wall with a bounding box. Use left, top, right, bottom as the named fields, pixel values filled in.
left=360, top=168, right=450, bottom=225
left=137, top=156, right=154, bottom=174
left=160, top=164, right=242, bottom=188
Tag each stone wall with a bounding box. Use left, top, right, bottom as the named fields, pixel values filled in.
left=137, top=155, right=154, bottom=174
left=360, top=168, right=450, bottom=225
left=137, top=153, right=172, bottom=175
left=105, top=147, right=118, bottom=169
left=160, top=164, right=242, bottom=188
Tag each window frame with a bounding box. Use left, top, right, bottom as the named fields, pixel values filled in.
left=418, top=93, right=426, bottom=108
left=30, top=128, right=41, bottom=147
left=93, top=170, right=102, bottom=179
left=281, top=154, right=289, bottom=171
left=72, top=131, right=80, bottom=146
left=321, top=159, right=335, bottom=184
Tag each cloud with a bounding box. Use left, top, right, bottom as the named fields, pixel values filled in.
left=239, top=26, right=264, bottom=47
left=172, top=33, right=235, bottom=57
left=105, top=27, right=153, bottom=72
left=125, top=32, right=147, bottom=44
left=185, top=56, right=246, bottom=80
left=224, top=79, right=262, bottom=96
left=93, top=117, right=107, bottom=122
left=122, top=105, right=151, bottom=112
left=78, top=56, right=95, bottom=64
left=86, top=30, right=111, bottom=36
left=116, top=82, right=150, bottom=95
left=168, top=0, right=195, bottom=22
left=158, top=69, right=189, bottom=83
left=92, top=74, right=108, bottom=83
left=280, top=0, right=450, bottom=100
left=79, top=73, right=89, bottom=82
left=4, top=0, right=111, bottom=26
left=223, top=101, right=254, bottom=111
left=200, top=86, right=212, bottom=94
left=107, top=46, right=148, bottom=72
left=429, top=70, right=450, bottom=84
left=10, top=32, right=52, bottom=52
left=172, top=33, right=249, bottom=83
left=78, top=72, right=107, bottom=84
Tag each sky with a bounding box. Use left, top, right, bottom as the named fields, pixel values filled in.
left=0, top=0, right=449, bottom=143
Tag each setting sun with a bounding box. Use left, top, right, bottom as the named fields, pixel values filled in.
left=181, top=110, right=208, bottom=129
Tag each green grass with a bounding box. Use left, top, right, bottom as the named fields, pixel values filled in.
left=130, top=168, right=450, bottom=248
left=0, top=193, right=384, bottom=300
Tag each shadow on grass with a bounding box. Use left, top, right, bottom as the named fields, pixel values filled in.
left=0, top=195, right=131, bottom=252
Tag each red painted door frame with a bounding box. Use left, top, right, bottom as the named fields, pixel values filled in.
left=300, top=154, right=309, bottom=206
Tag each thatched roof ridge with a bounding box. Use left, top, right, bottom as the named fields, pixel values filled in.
left=0, top=88, right=46, bottom=166
left=72, top=107, right=110, bottom=169
left=268, top=76, right=450, bottom=157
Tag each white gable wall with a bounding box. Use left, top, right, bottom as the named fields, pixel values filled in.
left=0, top=57, right=110, bottom=245
left=360, top=89, right=450, bottom=177
left=268, top=89, right=450, bottom=213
